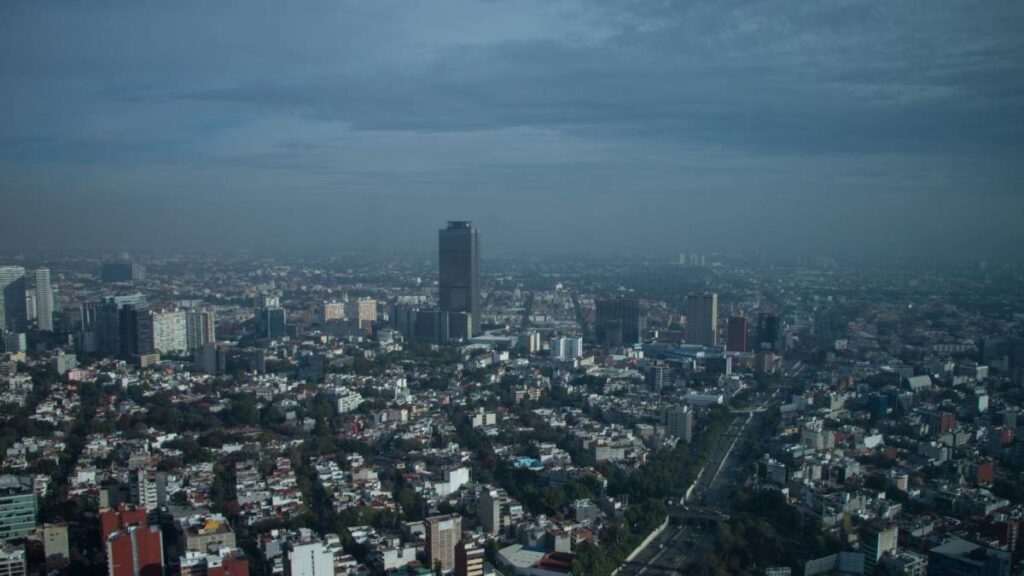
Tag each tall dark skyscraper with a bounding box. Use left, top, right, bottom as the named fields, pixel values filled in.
left=757, top=312, right=782, bottom=351
left=595, top=297, right=645, bottom=347
left=0, top=266, right=28, bottom=333
left=439, top=221, right=480, bottom=338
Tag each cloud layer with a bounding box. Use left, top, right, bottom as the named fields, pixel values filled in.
left=1, top=0, right=1022, bottom=260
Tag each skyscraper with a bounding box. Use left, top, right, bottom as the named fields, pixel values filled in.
left=726, top=315, right=748, bottom=352
left=757, top=312, right=781, bottom=351
left=34, top=268, right=53, bottom=332
left=439, top=221, right=480, bottom=339
left=0, top=267, right=27, bottom=333
left=425, top=513, right=461, bottom=572
left=185, top=309, right=216, bottom=350
left=684, top=293, right=718, bottom=347
left=595, top=298, right=645, bottom=347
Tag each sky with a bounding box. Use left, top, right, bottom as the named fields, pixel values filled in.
left=1, top=0, right=1022, bottom=261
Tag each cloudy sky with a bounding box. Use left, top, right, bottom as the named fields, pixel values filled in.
left=1, top=1, right=1022, bottom=261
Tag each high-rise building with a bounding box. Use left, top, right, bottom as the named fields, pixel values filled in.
left=347, top=298, right=377, bottom=331
left=152, top=310, right=188, bottom=353
left=34, top=269, right=53, bottom=332
left=439, top=221, right=481, bottom=338
left=257, top=307, right=287, bottom=340
left=595, top=298, right=645, bottom=347
left=118, top=305, right=154, bottom=359
left=0, top=476, right=37, bottom=542
left=425, top=513, right=462, bottom=572
left=757, top=312, right=781, bottom=352
left=646, top=364, right=670, bottom=390
left=455, top=540, right=485, bottom=576
left=550, top=336, right=583, bottom=361
left=0, top=267, right=27, bottom=334
left=726, top=315, right=747, bottom=352
left=663, top=406, right=694, bottom=443
left=186, top=310, right=216, bottom=350
left=478, top=487, right=508, bottom=536
left=684, top=293, right=718, bottom=347
left=861, top=523, right=897, bottom=575
left=318, top=301, right=346, bottom=323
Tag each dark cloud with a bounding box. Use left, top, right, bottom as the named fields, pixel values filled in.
left=0, top=0, right=1022, bottom=261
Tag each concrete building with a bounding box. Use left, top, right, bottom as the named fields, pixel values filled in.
left=425, top=513, right=462, bottom=572
left=455, top=540, right=485, bottom=576
left=288, top=541, right=333, bottom=576
left=152, top=310, right=188, bottom=353
left=860, top=523, right=897, bottom=575
left=663, top=406, right=694, bottom=443
left=34, top=269, right=53, bottom=332
left=186, top=309, right=216, bottom=350
left=0, top=476, right=36, bottom=542
left=0, top=545, right=26, bottom=576
left=550, top=336, right=582, bottom=361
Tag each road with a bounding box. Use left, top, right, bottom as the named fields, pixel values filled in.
left=618, top=382, right=785, bottom=575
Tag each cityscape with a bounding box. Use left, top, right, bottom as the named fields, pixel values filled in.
left=2, top=2, right=1023, bottom=576
left=1, top=227, right=1024, bottom=576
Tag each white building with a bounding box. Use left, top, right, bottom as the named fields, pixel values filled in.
left=550, top=336, right=583, bottom=361
left=152, top=310, right=188, bottom=353
left=334, top=390, right=364, bottom=415
left=288, top=541, right=334, bottom=576
left=34, top=269, right=53, bottom=332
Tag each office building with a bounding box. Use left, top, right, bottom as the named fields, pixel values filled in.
left=684, top=293, right=718, bottom=347
left=595, top=297, right=645, bottom=347
left=118, top=305, right=154, bottom=359
left=186, top=309, right=216, bottom=350
left=0, top=476, right=36, bottom=542
left=439, top=221, right=481, bottom=338
left=33, top=269, right=53, bottom=332
left=425, top=513, right=462, bottom=572
left=550, top=336, right=582, bottom=361
left=726, top=315, right=747, bottom=352
left=0, top=268, right=27, bottom=334
left=101, top=261, right=145, bottom=283
left=258, top=306, right=287, bottom=340
left=478, top=487, right=509, bottom=536
left=663, top=406, right=694, bottom=443
left=757, top=312, right=781, bottom=352
left=455, top=540, right=485, bottom=576
left=860, top=523, right=897, bottom=575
